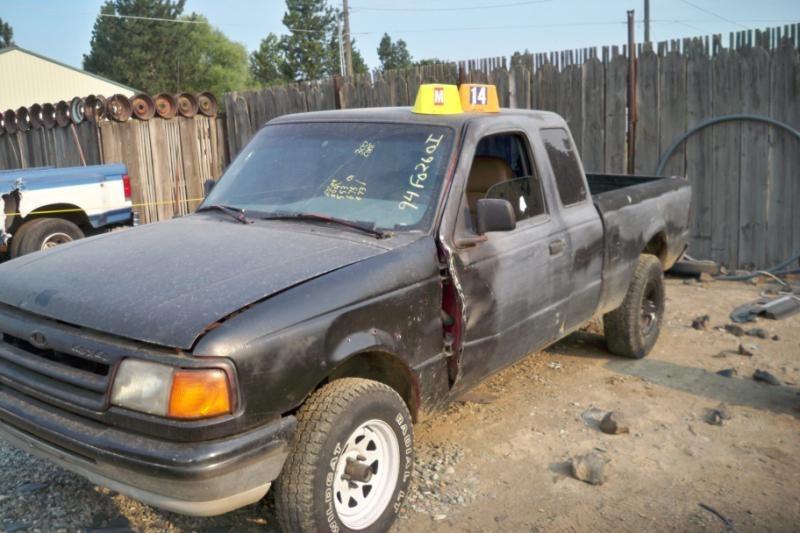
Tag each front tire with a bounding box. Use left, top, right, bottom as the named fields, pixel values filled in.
left=274, top=378, right=413, bottom=532
left=603, top=254, right=665, bottom=358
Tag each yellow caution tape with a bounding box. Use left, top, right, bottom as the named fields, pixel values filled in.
left=3, top=197, right=207, bottom=218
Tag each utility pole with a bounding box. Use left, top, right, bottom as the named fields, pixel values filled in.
left=644, top=0, right=651, bottom=44
left=626, top=10, right=637, bottom=175
left=337, top=19, right=345, bottom=76
left=342, top=0, right=354, bottom=78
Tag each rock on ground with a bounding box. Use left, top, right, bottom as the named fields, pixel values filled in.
left=599, top=411, right=630, bottom=435
left=571, top=452, right=606, bottom=485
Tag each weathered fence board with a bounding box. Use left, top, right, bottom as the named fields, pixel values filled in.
left=657, top=48, right=687, bottom=177
left=604, top=52, right=627, bottom=173
left=634, top=47, right=661, bottom=174
left=581, top=57, right=604, bottom=171
left=685, top=39, right=714, bottom=259
left=710, top=49, right=742, bottom=267
left=768, top=43, right=800, bottom=267
left=738, top=46, right=770, bottom=269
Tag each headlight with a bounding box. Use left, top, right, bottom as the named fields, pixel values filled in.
left=111, top=359, right=232, bottom=419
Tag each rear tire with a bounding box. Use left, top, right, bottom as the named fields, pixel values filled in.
left=15, top=218, right=84, bottom=257
left=603, top=254, right=665, bottom=359
left=9, top=218, right=48, bottom=259
left=274, top=378, right=413, bottom=532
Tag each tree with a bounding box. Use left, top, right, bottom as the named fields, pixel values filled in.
left=250, top=33, right=289, bottom=86
left=416, top=58, right=445, bottom=66
left=0, top=17, right=15, bottom=47
left=84, top=0, right=252, bottom=95
left=377, top=33, right=412, bottom=71
left=179, top=15, right=252, bottom=96
left=280, top=0, right=336, bottom=81
left=324, top=35, right=367, bottom=77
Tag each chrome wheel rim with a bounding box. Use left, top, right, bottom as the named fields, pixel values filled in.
left=40, top=232, right=73, bottom=250
left=641, top=281, right=658, bottom=336
left=333, top=419, right=400, bottom=530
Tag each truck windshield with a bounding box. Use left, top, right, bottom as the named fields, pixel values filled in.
left=204, top=122, right=455, bottom=232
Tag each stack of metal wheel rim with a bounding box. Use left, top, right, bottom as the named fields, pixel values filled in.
left=1, top=92, right=218, bottom=134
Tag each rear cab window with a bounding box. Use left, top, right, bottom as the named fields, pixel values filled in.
left=540, top=128, right=588, bottom=206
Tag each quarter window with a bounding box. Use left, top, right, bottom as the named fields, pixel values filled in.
left=541, top=128, right=588, bottom=206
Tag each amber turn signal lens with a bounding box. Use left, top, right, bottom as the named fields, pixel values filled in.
left=168, top=369, right=231, bottom=419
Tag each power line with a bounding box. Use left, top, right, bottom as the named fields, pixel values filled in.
left=350, top=0, right=551, bottom=12
left=677, top=0, right=749, bottom=30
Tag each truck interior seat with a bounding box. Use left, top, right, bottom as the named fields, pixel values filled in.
left=466, top=156, right=514, bottom=213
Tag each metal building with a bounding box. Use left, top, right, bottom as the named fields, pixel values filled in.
left=0, top=46, right=136, bottom=110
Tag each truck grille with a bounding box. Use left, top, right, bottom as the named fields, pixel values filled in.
left=0, top=305, right=120, bottom=412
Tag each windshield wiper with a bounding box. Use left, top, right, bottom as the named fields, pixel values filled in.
left=196, top=204, right=252, bottom=224
left=259, top=212, right=391, bottom=239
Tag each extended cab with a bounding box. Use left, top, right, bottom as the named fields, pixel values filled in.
left=0, top=85, right=690, bottom=532
left=1, top=163, right=133, bottom=258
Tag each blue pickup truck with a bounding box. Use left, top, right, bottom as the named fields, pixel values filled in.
left=0, top=164, right=133, bottom=258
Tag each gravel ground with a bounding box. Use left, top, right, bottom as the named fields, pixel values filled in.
left=1, top=276, right=799, bottom=531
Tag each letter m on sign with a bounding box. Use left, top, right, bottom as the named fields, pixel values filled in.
left=433, top=87, right=444, bottom=106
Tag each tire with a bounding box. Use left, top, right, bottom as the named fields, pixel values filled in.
left=274, top=378, right=413, bottom=532
left=15, top=218, right=84, bottom=257
left=603, top=254, right=665, bottom=359
left=8, top=218, right=48, bottom=259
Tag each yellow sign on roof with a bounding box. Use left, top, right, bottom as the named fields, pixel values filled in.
left=411, top=84, right=463, bottom=115
left=459, top=84, right=500, bottom=112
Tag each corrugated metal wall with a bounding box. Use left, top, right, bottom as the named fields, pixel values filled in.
left=0, top=48, right=135, bottom=110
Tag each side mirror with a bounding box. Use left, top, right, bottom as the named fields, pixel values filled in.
left=203, top=179, right=216, bottom=197
left=476, top=198, right=516, bottom=234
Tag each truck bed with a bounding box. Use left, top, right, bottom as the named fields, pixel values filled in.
left=586, top=172, right=692, bottom=316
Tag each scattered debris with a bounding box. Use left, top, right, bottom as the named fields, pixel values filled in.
left=746, top=327, right=768, bottom=339
left=599, top=411, right=630, bottom=435
left=698, top=503, right=734, bottom=530
left=691, top=315, right=710, bottom=330
left=753, top=369, right=781, bottom=386
left=724, top=324, right=745, bottom=337
left=716, top=368, right=737, bottom=377
left=571, top=452, right=607, bottom=485
left=547, top=361, right=562, bottom=370
left=17, top=481, right=49, bottom=494
left=699, top=272, right=714, bottom=283
left=730, top=294, right=800, bottom=323
left=704, top=403, right=732, bottom=426
left=433, top=514, right=448, bottom=521
left=772, top=334, right=780, bottom=341
left=737, top=343, right=754, bottom=356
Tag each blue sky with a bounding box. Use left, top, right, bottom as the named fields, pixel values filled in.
left=2, top=0, right=798, bottom=71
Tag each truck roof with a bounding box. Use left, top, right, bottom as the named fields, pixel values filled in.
left=270, top=106, right=565, bottom=129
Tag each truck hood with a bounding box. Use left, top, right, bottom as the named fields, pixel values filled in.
left=0, top=215, right=388, bottom=349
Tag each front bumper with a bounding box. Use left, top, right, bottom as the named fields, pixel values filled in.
left=0, top=385, right=296, bottom=516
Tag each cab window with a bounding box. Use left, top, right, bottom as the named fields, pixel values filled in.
left=465, top=133, right=546, bottom=229
left=541, top=128, right=588, bottom=206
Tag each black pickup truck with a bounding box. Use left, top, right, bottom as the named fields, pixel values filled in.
left=0, top=88, right=690, bottom=531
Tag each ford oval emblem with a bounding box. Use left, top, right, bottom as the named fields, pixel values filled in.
left=29, top=331, right=48, bottom=350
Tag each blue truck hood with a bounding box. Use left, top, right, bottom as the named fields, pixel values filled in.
left=0, top=215, right=388, bottom=349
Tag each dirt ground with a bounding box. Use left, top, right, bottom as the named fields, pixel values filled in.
left=1, top=277, right=799, bottom=532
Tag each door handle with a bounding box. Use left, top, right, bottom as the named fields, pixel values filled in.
left=549, top=239, right=566, bottom=256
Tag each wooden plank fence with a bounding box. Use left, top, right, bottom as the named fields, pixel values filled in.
left=224, top=24, right=799, bottom=270
left=0, top=116, right=227, bottom=225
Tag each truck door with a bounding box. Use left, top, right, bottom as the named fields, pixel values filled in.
left=539, top=128, right=604, bottom=332
left=448, top=131, right=572, bottom=391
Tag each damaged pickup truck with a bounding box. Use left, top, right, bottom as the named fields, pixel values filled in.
left=1, top=164, right=133, bottom=258
left=0, top=84, right=690, bottom=532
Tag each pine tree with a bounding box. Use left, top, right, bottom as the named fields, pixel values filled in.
left=377, top=33, right=413, bottom=71
left=0, top=17, right=14, bottom=48
left=84, top=0, right=251, bottom=95
left=280, top=0, right=336, bottom=81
